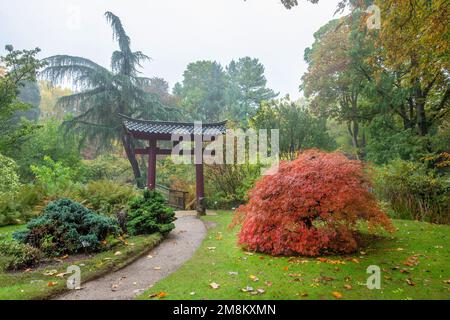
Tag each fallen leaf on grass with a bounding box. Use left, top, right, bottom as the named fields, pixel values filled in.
left=47, top=281, right=58, bottom=287
left=403, top=255, right=420, bottom=267
left=344, top=284, right=353, bottom=290
left=207, top=247, right=216, bottom=251
left=241, top=286, right=254, bottom=292
left=249, top=275, right=259, bottom=282
left=114, top=251, right=122, bottom=256
left=445, top=280, right=450, bottom=284
left=288, top=273, right=302, bottom=278
left=228, top=271, right=238, bottom=276
left=317, top=258, right=346, bottom=265
left=265, top=281, right=273, bottom=287
left=209, top=282, right=220, bottom=289
left=56, top=272, right=71, bottom=278
left=399, top=269, right=410, bottom=274
left=332, top=291, right=343, bottom=299
left=406, top=278, right=416, bottom=286
left=149, top=292, right=167, bottom=299
left=43, top=270, right=58, bottom=276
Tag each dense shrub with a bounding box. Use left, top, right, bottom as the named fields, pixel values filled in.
left=127, top=189, right=176, bottom=236
left=30, top=156, right=77, bottom=195
left=373, top=159, right=449, bottom=224
left=233, top=150, right=394, bottom=256
left=81, top=155, right=132, bottom=183
left=13, top=119, right=82, bottom=181
left=79, top=180, right=137, bottom=216
left=206, top=164, right=262, bottom=209
left=0, top=236, right=42, bottom=271
left=0, top=184, right=46, bottom=226
left=14, top=199, right=119, bottom=255
left=0, top=154, right=21, bottom=196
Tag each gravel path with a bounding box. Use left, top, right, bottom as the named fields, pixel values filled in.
left=55, top=215, right=207, bottom=300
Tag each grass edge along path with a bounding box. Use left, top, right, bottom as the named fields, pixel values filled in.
left=139, top=211, right=449, bottom=300
left=0, top=225, right=162, bottom=300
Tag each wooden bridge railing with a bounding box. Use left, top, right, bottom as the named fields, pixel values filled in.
left=156, top=184, right=189, bottom=210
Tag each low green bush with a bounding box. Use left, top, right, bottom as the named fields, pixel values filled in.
left=81, top=155, right=132, bottom=183
left=14, top=198, right=119, bottom=255
left=79, top=180, right=137, bottom=216
left=30, top=156, right=78, bottom=196
left=127, top=189, right=176, bottom=236
left=0, top=236, right=42, bottom=271
left=373, top=159, right=449, bottom=224
left=0, top=184, right=47, bottom=227
left=0, top=154, right=21, bottom=196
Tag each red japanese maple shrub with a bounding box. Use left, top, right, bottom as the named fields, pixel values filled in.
left=233, top=150, right=394, bottom=256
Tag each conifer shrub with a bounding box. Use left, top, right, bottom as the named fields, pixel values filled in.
left=126, top=189, right=176, bottom=236
left=233, top=150, right=394, bottom=256
left=13, top=198, right=119, bottom=255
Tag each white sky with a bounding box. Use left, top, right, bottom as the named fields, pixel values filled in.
left=0, top=0, right=343, bottom=99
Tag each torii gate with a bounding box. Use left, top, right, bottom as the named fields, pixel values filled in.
left=121, top=115, right=227, bottom=214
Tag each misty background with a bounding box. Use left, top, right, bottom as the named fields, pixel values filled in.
left=0, top=0, right=344, bottom=99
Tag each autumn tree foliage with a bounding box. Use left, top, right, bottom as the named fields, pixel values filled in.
left=233, top=150, right=394, bottom=256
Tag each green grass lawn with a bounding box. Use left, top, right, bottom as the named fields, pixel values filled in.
left=140, top=211, right=449, bottom=300
left=0, top=224, right=162, bottom=300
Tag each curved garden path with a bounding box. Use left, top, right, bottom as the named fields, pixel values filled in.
left=56, top=213, right=207, bottom=300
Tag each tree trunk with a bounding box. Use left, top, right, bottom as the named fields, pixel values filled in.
left=416, top=102, right=428, bottom=136
left=121, top=133, right=143, bottom=188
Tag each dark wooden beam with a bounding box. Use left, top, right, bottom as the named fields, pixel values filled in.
left=147, top=139, right=157, bottom=190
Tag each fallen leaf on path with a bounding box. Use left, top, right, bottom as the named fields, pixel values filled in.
left=153, top=266, right=161, bottom=270
left=147, top=255, right=153, bottom=259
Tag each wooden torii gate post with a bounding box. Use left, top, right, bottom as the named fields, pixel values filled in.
left=121, top=115, right=227, bottom=215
